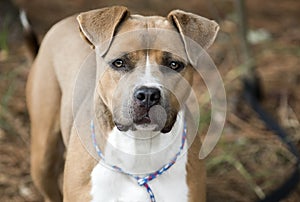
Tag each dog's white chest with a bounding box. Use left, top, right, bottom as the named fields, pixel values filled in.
left=90, top=155, right=188, bottom=202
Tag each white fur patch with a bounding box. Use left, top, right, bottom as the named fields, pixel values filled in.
left=90, top=112, right=188, bottom=202
left=145, top=52, right=151, bottom=78
left=134, top=51, right=161, bottom=90
left=90, top=152, right=188, bottom=202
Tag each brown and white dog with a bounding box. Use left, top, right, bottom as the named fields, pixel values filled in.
left=26, top=6, right=219, bottom=202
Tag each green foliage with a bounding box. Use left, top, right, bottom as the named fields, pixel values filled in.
left=0, top=15, right=9, bottom=52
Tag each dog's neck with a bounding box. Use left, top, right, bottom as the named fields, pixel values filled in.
left=102, top=110, right=185, bottom=174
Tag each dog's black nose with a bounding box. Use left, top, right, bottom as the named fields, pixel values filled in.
left=134, top=87, right=161, bottom=108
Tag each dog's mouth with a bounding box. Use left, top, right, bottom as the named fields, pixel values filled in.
left=114, top=114, right=152, bottom=130
left=134, top=113, right=151, bottom=125
left=114, top=111, right=157, bottom=132
left=114, top=105, right=177, bottom=133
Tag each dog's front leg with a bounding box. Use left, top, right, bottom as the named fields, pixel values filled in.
left=63, top=128, right=97, bottom=202
left=187, top=135, right=206, bottom=202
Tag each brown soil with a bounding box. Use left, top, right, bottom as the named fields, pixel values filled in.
left=0, top=0, right=299, bottom=201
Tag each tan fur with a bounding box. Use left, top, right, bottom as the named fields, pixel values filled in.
left=63, top=128, right=97, bottom=201
left=77, top=6, right=129, bottom=53
left=26, top=6, right=218, bottom=202
left=168, top=10, right=219, bottom=50
left=187, top=136, right=206, bottom=201
left=168, top=10, right=219, bottom=65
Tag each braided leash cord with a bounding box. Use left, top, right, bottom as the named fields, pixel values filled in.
left=91, top=120, right=187, bottom=202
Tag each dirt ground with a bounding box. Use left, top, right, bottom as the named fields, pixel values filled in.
left=0, top=0, right=299, bottom=201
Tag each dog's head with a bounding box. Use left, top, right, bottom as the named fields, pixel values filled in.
left=77, top=6, right=219, bottom=134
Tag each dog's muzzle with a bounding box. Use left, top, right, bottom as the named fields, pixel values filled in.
left=113, top=86, right=170, bottom=132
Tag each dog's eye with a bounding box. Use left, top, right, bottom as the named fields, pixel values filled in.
left=112, top=59, right=125, bottom=68
left=169, top=61, right=184, bottom=71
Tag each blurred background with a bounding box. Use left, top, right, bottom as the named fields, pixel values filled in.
left=0, top=0, right=299, bottom=201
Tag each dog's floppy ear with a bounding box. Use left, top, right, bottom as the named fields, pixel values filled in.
left=77, top=6, right=129, bottom=55
left=168, top=10, right=219, bottom=64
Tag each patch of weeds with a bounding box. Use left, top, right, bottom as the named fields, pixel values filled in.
left=0, top=15, right=9, bottom=58
left=0, top=69, right=17, bottom=134
left=0, top=70, right=17, bottom=108
left=199, top=107, right=211, bottom=133
left=207, top=153, right=265, bottom=200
